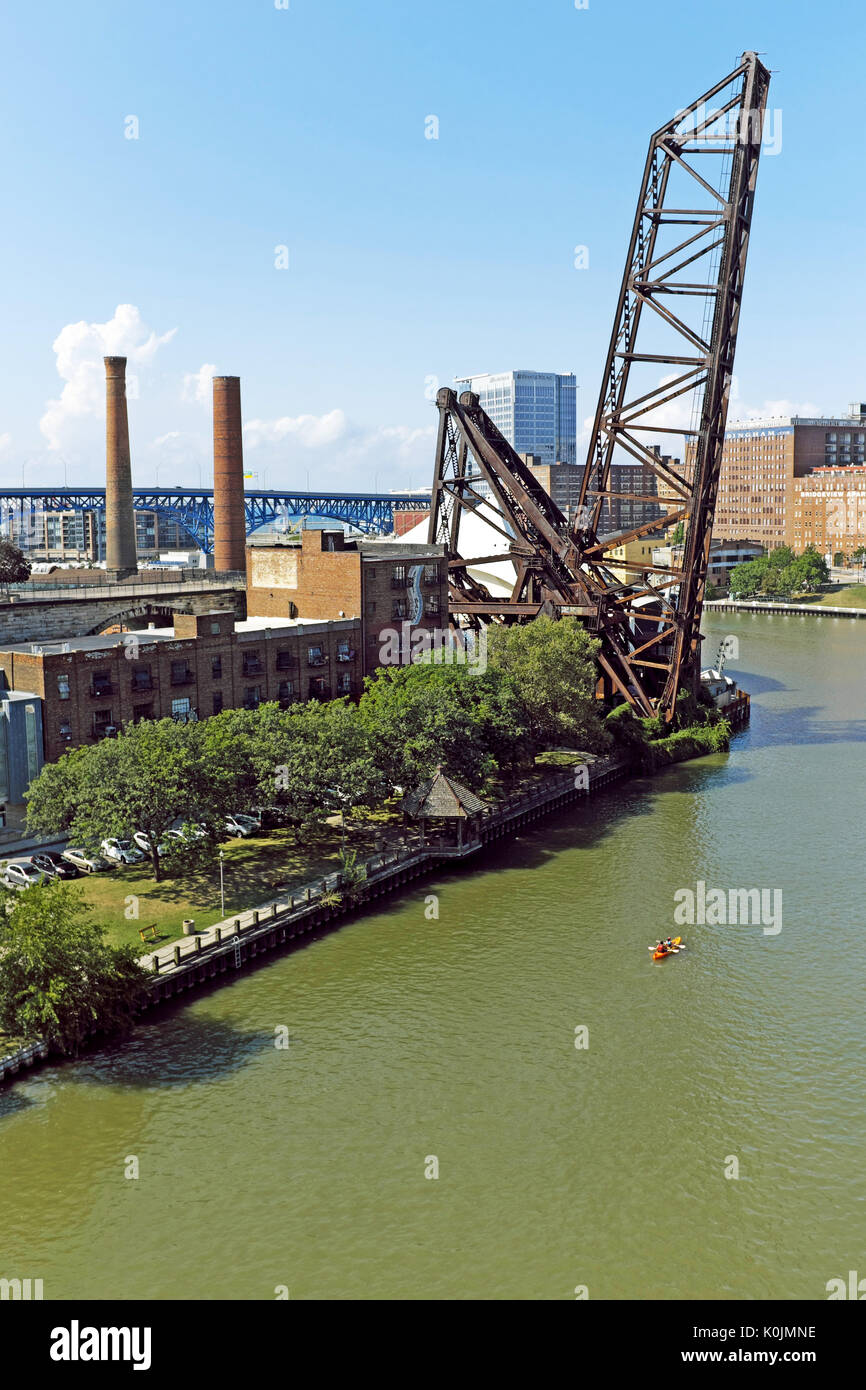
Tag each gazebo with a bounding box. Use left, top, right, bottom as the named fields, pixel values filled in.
left=403, top=767, right=488, bottom=852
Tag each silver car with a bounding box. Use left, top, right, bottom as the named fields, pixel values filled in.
left=3, top=860, right=46, bottom=891
left=61, top=848, right=112, bottom=874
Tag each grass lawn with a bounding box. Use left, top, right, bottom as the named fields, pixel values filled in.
left=73, top=814, right=402, bottom=954
left=814, top=585, right=866, bottom=608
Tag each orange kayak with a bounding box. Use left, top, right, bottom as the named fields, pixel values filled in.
left=652, top=936, right=682, bottom=960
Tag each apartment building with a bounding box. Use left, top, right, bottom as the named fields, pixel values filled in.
left=714, top=408, right=866, bottom=551
left=3, top=507, right=199, bottom=562
left=791, top=467, right=866, bottom=557
left=0, top=610, right=362, bottom=767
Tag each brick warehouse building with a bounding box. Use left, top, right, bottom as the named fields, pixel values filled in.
left=0, top=611, right=362, bottom=767
left=245, top=529, right=449, bottom=676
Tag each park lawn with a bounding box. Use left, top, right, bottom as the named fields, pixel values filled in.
left=815, top=585, right=866, bottom=608
left=73, top=814, right=402, bottom=953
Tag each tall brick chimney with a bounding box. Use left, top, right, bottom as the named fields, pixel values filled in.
left=104, top=356, right=138, bottom=577
left=212, top=376, right=247, bottom=572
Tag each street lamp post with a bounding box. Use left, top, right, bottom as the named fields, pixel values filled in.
left=219, top=849, right=225, bottom=918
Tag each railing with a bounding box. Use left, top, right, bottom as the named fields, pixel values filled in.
left=242, top=661, right=264, bottom=676
left=142, top=758, right=632, bottom=986
left=1, top=572, right=246, bottom=601
left=307, top=655, right=328, bottom=667
left=89, top=683, right=113, bottom=697
left=130, top=678, right=155, bottom=693
left=0, top=1038, right=50, bottom=1082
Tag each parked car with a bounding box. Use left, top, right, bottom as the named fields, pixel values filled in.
left=169, top=822, right=207, bottom=842
left=30, top=851, right=79, bottom=880
left=258, top=805, right=295, bottom=830
left=224, top=815, right=255, bottom=838
left=133, top=831, right=169, bottom=856
left=3, top=860, right=46, bottom=891
left=101, top=838, right=146, bottom=866
left=62, top=847, right=112, bottom=874
left=234, top=811, right=262, bottom=831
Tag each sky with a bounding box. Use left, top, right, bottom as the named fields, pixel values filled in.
left=0, top=0, right=863, bottom=494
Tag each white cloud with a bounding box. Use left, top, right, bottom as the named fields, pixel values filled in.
left=240, top=411, right=436, bottom=491
left=0, top=432, right=11, bottom=456
left=182, top=363, right=217, bottom=404
left=244, top=409, right=348, bottom=449
left=39, top=305, right=176, bottom=450
left=153, top=431, right=181, bottom=448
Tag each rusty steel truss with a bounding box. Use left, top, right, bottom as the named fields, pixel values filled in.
left=428, top=51, right=770, bottom=721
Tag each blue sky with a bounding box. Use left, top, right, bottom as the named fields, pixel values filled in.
left=0, top=0, right=862, bottom=492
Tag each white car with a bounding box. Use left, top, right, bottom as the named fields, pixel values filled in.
left=61, top=848, right=112, bottom=874
left=3, top=860, right=46, bottom=891
left=132, top=828, right=170, bottom=850
left=224, top=815, right=255, bottom=838
left=234, top=811, right=262, bottom=831
left=101, top=838, right=146, bottom=866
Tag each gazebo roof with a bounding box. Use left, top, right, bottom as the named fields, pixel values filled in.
left=403, top=767, right=487, bottom=820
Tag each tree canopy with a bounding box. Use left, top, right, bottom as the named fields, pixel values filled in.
left=486, top=616, right=608, bottom=752
left=729, top=546, right=828, bottom=600
left=26, top=718, right=203, bottom=880
left=0, top=539, right=31, bottom=585
left=0, top=883, right=145, bottom=1054
left=24, top=615, right=613, bottom=877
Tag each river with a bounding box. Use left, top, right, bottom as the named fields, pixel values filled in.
left=2, top=611, right=865, bottom=1300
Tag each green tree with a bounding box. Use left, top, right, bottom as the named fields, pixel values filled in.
left=0, top=538, right=30, bottom=586
left=729, top=558, right=768, bottom=599
left=0, top=882, right=145, bottom=1054
left=359, top=662, right=526, bottom=790
left=767, top=544, right=795, bottom=570
left=26, top=719, right=202, bottom=881
left=486, top=615, right=608, bottom=751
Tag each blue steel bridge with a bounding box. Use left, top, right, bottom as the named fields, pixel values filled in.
left=0, top=486, right=432, bottom=551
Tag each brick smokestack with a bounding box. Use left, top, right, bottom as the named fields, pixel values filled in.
left=213, top=376, right=247, bottom=572
left=104, top=356, right=138, bottom=577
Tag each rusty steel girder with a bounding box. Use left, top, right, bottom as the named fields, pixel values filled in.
left=428, top=51, right=770, bottom=722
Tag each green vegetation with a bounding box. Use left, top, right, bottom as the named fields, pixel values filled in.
left=25, top=617, right=609, bottom=882
left=486, top=616, right=608, bottom=753
left=729, top=545, right=828, bottom=601
left=814, top=585, right=866, bottom=608
left=604, top=690, right=731, bottom=771
left=0, top=538, right=30, bottom=586
left=0, top=882, right=145, bottom=1054
left=58, top=820, right=393, bottom=953
left=6, top=616, right=738, bottom=1052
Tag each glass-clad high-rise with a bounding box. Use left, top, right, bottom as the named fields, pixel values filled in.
left=454, top=370, right=577, bottom=468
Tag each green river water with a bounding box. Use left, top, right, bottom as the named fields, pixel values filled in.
left=1, top=611, right=865, bottom=1301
